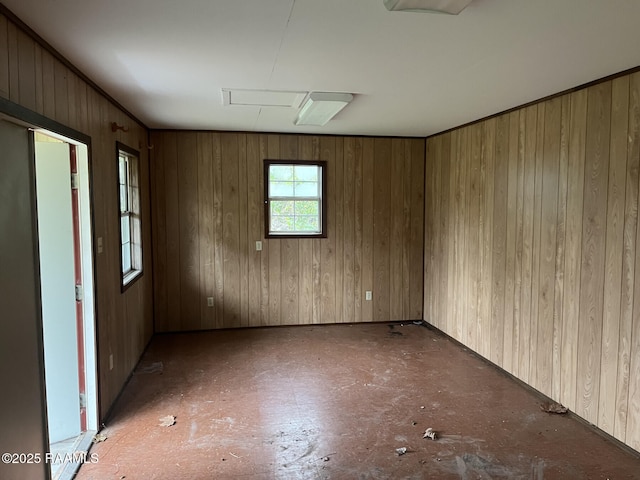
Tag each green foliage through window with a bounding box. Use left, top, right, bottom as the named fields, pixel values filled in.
left=264, top=160, right=326, bottom=238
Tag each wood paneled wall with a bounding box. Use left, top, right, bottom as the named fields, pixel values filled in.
left=424, top=72, right=640, bottom=451
left=0, top=11, right=153, bottom=419
left=151, top=131, right=425, bottom=331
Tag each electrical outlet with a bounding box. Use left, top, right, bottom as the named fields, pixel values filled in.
left=97, top=237, right=103, bottom=254
left=207, top=297, right=214, bottom=307
left=365, top=291, right=372, bottom=301
left=109, top=354, right=113, bottom=371
left=256, top=241, right=262, bottom=251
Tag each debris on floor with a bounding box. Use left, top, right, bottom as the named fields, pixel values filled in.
left=540, top=402, right=568, bottom=414
left=134, top=361, right=164, bottom=375
left=159, top=415, right=176, bottom=427
left=423, top=427, right=437, bottom=440
left=395, top=447, right=408, bottom=455
left=93, top=433, right=108, bottom=443
left=321, top=456, right=330, bottom=462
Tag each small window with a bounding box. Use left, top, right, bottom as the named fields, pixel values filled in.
left=117, top=142, right=143, bottom=290
left=264, top=160, right=327, bottom=238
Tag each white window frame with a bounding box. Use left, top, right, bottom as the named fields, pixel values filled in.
left=117, top=142, right=143, bottom=290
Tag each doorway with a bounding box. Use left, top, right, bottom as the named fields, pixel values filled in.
left=33, top=130, right=98, bottom=480
left=0, top=113, right=98, bottom=480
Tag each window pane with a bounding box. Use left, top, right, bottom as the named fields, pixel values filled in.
left=270, top=165, right=293, bottom=181
left=295, top=216, right=319, bottom=232
left=122, top=243, right=132, bottom=273
left=119, top=157, right=127, bottom=183
left=130, top=186, right=139, bottom=212
left=271, top=200, right=294, bottom=215
left=293, top=181, right=318, bottom=197
left=294, top=165, right=318, bottom=182
left=119, top=185, right=128, bottom=213
left=270, top=181, right=294, bottom=197
left=121, top=216, right=130, bottom=244
left=271, top=216, right=295, bottom=232
left=265, top=160, right=325, bottom=237
left=294, top=200, right=319, bottom=216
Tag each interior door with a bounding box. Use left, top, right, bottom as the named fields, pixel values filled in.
left=0, top=119, right=50, bottom=479
left=35, top=141, right=81, bottom=443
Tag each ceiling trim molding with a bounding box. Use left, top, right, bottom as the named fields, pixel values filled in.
left=428, top=63, right=640, bottom=139
left=148, top=128, right=425, bottom=141
left=0, top=3, right=148, bottom=131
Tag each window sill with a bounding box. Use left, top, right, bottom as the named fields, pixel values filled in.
left=121, top=269, right=143, bottom=292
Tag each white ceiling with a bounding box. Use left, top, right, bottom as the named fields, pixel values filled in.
left=4, top=0, right=640, bottom=137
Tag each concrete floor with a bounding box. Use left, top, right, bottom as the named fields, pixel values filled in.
left=76, top=323, right=640, bottom=479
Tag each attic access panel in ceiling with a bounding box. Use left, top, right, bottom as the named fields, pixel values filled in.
left=221, top=89, right=307, bottom=108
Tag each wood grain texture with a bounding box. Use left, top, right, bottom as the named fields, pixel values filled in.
left=503, top=112, right=519, bottom=374
left=152, top=133, right=168, bottom=331
left=480, top=119, right=495, bottom=359
left=625, top=73, right=640, bottom=450
left=246, top=134, right=265, bottom=327
left=1, top=11, right=153, bottom=422
left=512, top=112, right=525, bottom=378
left=320, top=136, right=337, bottom=323
left=491, top=116, right=508, bottom=365
left=424, top=70, right=640, bottom=453
left=373, top=138, right=391, bottom=321
left=361, top=138, right=375, bottom=322
left=177, top=133, right=200, bottom=330
left=599, top=76, right=628, bottom=434
left=616, top=72, right=640, bottom=441
left=552, top=95, right=570, bottom=401
left=344, top=137, right=357, bottom=322
left=529, top=103, right=545, bottom=390
left=561, top=90, right=587, bottom=411
left=424, top=136, right=437, bottom=327
left=222, top=134, right=242, bottom=327
left=537, top=97, right=561, bottom=397
left=577, top=82, right=611, bottom=424
left=390, top=139, right=404, bottom=320
left=467, top=124, right=481, bottom=350
left=627, top=171, right=640, bottom=450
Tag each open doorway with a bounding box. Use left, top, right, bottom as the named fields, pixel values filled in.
left=34, top=130, right=98, bottom=480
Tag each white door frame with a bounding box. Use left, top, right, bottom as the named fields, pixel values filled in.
left=34, top=128, right=99, bottom=436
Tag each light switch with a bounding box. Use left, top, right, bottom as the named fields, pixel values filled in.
left=256, top=241, right=263, bottom=251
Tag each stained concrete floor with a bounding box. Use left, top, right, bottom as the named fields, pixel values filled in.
left=76, top=323, right=640, bottom=479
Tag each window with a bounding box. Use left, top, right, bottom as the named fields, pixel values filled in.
left=264, top=160, right=327, bottom=238
left=117, top=142, right=143, bottom=290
